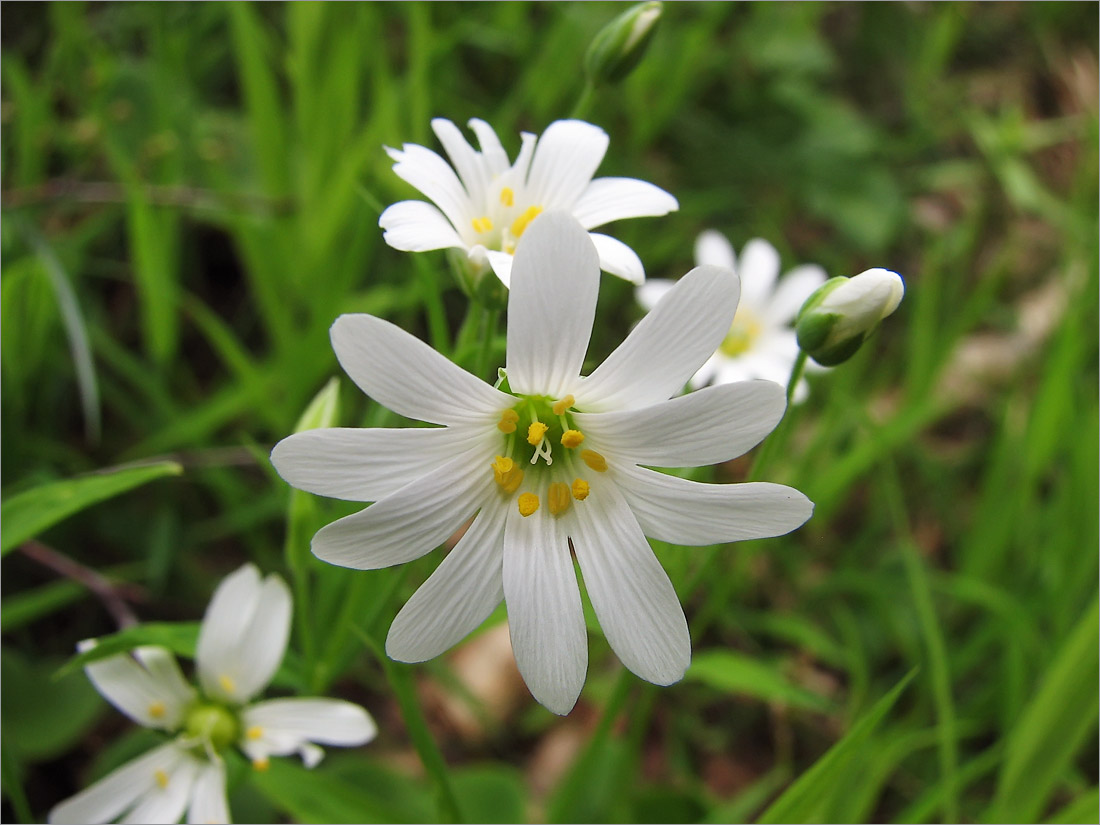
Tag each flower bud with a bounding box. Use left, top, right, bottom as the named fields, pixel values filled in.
left=795, top=268, right=904, bottom=366
left=584, top=1, right=663, bottom=86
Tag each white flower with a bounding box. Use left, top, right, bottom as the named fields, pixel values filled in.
left=378, top=118, right=678, bottom=287
left=637, top=231, right=827, bottom=402
left=49, top=565, right=377, bottom=825
left=271, top=213, right=813, bottom=716
left=795, top=268, right=905, bottom=366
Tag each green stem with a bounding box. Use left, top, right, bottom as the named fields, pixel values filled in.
left=354, top=626, right=464, bottom=823
left=748, top=351, right=808, bottom=481
left=570, top=79, right=597, bottom=120
left=413, top=257, right=452, bottom=355
left=474, top=308, right=501, bottom=381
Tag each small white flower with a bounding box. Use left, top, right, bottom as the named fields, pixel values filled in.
left=272, top=213, right=813, bottom=716
left=379, top=118, right=678, bottom=287
left=637, top=231, right=827, bottom=402
left=796, top=268, right=905, bottom=366
left=49, top=565, right=377, bottom=825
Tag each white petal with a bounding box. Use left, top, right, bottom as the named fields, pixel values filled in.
left=615, top=464, right=814, bottom=545
left=271, top=426, right=475, bottom=502
left=485, top=250, right=515, bottom=287
left=635, top=278, right=675, bottom=312
left=197, top=565, right=291, bottom=704
left=576, top=380, right=786, bottom=467
left=311, top=445, right=492, bottom=570
left=576, top=265, right=739, bottom=411
left=765, top=264, right=828, bottom=325
left=572, top=480, right=690, bottom=685
left=588, top=233, right=645, bottom=284
left=82, top=645, right=194, bottom=730
left=386, top=143, right=472, bottom=234
left=379, top=200, right=465, bottom=252
left=694, top=230, right=736, bottom=271
left=738, top=238, right=781, bottom=311
left=467, top=118, right=510, bottom=176
left=571, top=177, right=678, bottom=230
left=386, top=502, right=507, bottom=662
left=331, top=314, right=512, bottom=427
left=524, top=120, right=609, bottom=208
left=241, top=698, right=377, bottom=764
left=502, top=480, right=587, bottom=715
left=186, top=761, right=229, bottom=825
left=505, top=212, right=600, bottom=398
left=121, top=755, right=199, bottom=825
left=432, top=118, right=490, bottom=208
left=49, top=743, right=186, bottom=824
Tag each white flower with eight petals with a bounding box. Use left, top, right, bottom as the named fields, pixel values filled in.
left=272, top=213, right=813, bottom=716
left=637, top=231, right=827, bottom=402
left=379, top=118, right=678, bottom=287
left=49, top=564, right=377, bottom=825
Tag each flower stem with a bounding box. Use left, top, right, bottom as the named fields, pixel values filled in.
left=353, top=626, right=464, bottom=823
left=748, top=350, right=808, bottom=481
left=475, top=308, right=501, bottom=381
left=413, top=256, right=452, bottom=355
left=571, top=79, right=597, bottom=120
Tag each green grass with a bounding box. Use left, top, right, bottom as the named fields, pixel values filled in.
left=2, top=3, right=1097, bottom=823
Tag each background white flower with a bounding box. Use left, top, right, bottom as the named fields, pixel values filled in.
left=379, top=117, right=678, bottom=286
left=637, top=231, right=828, bottom=402
left=272, top=213, right=813, bottom=716
left=49, top=565, right=377, bottom=825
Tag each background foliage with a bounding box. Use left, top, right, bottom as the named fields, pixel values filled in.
left=2, top=2, right=1097, bottom=823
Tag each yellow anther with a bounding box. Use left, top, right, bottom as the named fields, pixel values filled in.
left=218, top=674, right=236, bottom=695
left=518, top=492, right=539, bottom=517
left=548, top=482, right=572, bottom=516
left=148, top=701, right=166, bottom=719
left=527, top=421, right=549, bottom=445
left=497, top=409, right=519, bottom=433
left=471, top=216, right=494, bottom=234
left=252, top=757, right=270, bottom=772
left=510, top=205, right=543, bottom=239
left=500, top=187, right=514, bottom=207
left=581, top=450, right=608, bottom=472
left=561, top=429, right=584, bottom=448
left=552, top=395, right=575, bottom=416
left=154, top=769, right=169, bottom=789
left=572, top=478, right=590, bottom=501
left=246, top=726, right=264, bottom=740
left=492, top=456, right=524, bottom=494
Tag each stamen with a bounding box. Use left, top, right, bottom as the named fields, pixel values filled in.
left=552, top=395, right=575, bottom=416
left=252, top=757, right=270, bottom=772
left=572, top=478, right=590, bottom=500
left=471, top=216, right=494, bottom=234
left=148, top=701, right=166, bottom=719
left=497, top=409, right=519, bottom=433
left=510, top=205, right=543, bottom=239
left=218, top=674, right=236, bottom=695
left=518, top=492, right=539, bottom=517
left=500, top=187, right=514, bottom=207
left=580, top=450, right=608, bottom=472
left=561, top=429, right=584, bottom=448
left=548, top=482, right=572, bottom=516
left=246, top=726, right=264, bottom=740
left=492, top=456, right=524, bottom=493
left=154, top=769, right=169, bottom=789
left=527, top=421, right=548, bottom=445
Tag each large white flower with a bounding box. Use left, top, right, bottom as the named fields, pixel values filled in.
left=272, top=213, right=813, bottom=716
left=637, top=231, right=828, bottom=402
left=50, top=565, right=377, bottom=825
left=379, top=117, right=678, bottom=286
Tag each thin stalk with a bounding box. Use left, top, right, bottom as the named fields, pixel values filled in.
left=353, top=626, right=464, bottom=823
left=570, top=79, right=597, bottom=120
left=748, top=351, right=808, bottom=481
left=413, top=256, right=452, bottom=355
left=474, top=308, right=501, bottom=381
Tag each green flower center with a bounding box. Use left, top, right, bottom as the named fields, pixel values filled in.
left=184, top=703, right=240, bottom=751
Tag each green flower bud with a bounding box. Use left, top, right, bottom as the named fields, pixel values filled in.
left=796, top=268, right=904, bottom=366
left=585, top=1, right=663, bottom=86
left=184, top=703, right=240, bottom=751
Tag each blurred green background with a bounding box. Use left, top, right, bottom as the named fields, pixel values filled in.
left=2, top=2, right=1097, bottom=823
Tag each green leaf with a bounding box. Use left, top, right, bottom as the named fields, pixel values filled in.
left=989, top=598, right=1099, bottom=823
left=452, top=764, right=527, bottom=824
left=686, top=650, right=832, bottom=711
left=757, top=669, right=916, bottom=824
left=0, top=578, right=87, bottom=631
left=1047, top=788, right=1099, bottom=825
left=1, top=461, right=183, bottom=556
left=55, top=622, right=201, bottom=678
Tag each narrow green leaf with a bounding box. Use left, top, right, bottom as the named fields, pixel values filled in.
left=251, top=757, right=417, bottom=824
left=1, top=462, right=183, bottom=556
left=1047, top=788, right=1099, bottom=825
left=686, top=650, right=832, bottom=711
left=55, top=622, right=201, bottom=678
left=757, top=669, right=917, bottom=824
left=0, top=579, right=87, bottom=631
left=451, top=765, right=527, bottom=824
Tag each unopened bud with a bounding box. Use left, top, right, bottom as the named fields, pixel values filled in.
left=796, top=268, right=904, bottom=366
left=585, top=1, right=663, bottom=86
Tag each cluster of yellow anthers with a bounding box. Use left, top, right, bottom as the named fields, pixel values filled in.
left=469, top=186, right=545, bottom=255
left=492, top=394, right=605, bottom=518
